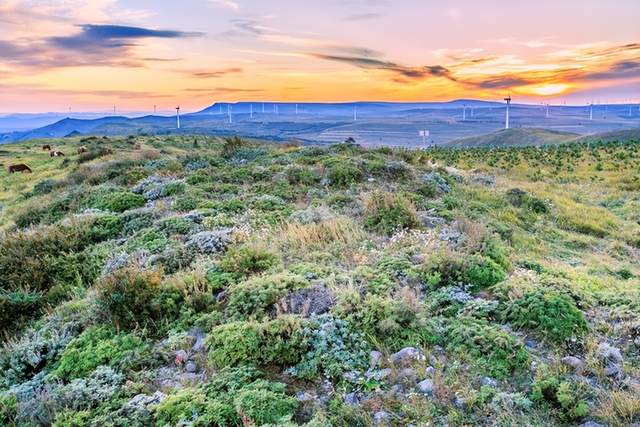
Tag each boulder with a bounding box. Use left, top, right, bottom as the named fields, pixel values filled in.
left=278, top=284, right=336, bottom=317
left=417, top=378, right=434, bottom=396
left=561, top=356, right=584, bottom=374
left=390, top=347, right=425, bottom=366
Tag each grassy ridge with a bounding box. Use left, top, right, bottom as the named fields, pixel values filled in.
left=0, top=135, right=639, bottom=426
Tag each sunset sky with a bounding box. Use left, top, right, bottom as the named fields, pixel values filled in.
left=1, top=0, right=639, bottom=113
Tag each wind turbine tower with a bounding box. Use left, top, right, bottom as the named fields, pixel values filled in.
left=250, top=104, right=253, bottom=119
left=589, top=103, right=593, bottom=121
left=353, top=105, right=357, bottom=121
left=175, top=106, right=181, bottom=129
left=295, top=104, right=298, bottom=115
left=462, top=104, right=466, bottom=121
left=545, top=103, right=549, bottom=118
left=227, top=104, right=232, bottom=124
left=504, top=95, right=512, bottom=129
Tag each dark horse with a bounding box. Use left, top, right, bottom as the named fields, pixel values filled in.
left=42, top=145, right=51, bottom=151
left=9, top=164, right=32, bottom=173
left=50, top=151, right=65, bottom=157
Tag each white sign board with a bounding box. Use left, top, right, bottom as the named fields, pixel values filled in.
left=418, top=130, right=430, bottom=137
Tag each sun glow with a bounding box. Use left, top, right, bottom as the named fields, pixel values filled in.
left=523, top=83, right=571, bottom=96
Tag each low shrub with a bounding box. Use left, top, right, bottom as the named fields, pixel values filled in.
left=207, top=316, right=307, bottom=368
left=326, top=161, right=364, bottom=188
left=96, top=268, right=183, bottom=331
left=225, top=273, right=308, bottom=320
left=423, top=252, right=507, bottom=291
left=92, top=191, right=145, bottom=213
left=53, top=326, right=149, bottom=379
left=219, top=246, right=281, bottom=279
left=530, top=373, right=591, bottom=421
left=155, top=388, right=207, bottom=427
left=363, top=192, right=419, bottom=235
left=233, top=381, right=297, bottom=425
left=445, top=318, right=529, bottom=380
left=88, top=215, right=123, bottom=242
left=500, top=290, right=587, bottom=343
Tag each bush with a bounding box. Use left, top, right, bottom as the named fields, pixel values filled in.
left=363, top=192, right=419, bottom=235
left=92, top=191, right=145, bottom=213
left=96, top=268, right=182, bottom=331
left=53, top=326, right=148, bottom=379
left=226, top=273, right=308, bottom=320
left=233, top=382, right=297, bottom=425
left=157, top=216, right=200, bottom=236
left=288, top=315, right=370, bottom=380
left=446, top=318, right=529, bottom=379
left=424, top=252, right=506, bottom=291
left=155, top=388, right=206, bottom=427
left=207, top=316, right=307, bottom=368
left=88, top=215, right=123, bottom=242
left=327, top=162, right=364, bottom=188
left=0, top=393, right=17, bottom=426
left=500, top=290, right=587, bottom=343
left=286, top=165, right=318, bottom=186
left=530, top=373, right=590, bottom=421
left=219, top=246, right=281, bottom=279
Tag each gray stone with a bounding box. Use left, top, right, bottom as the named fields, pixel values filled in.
left=417, top=211, right=447, bottom=229
left=185, top=361, right=197, bottom=373
left=397, top=368, right=418, bottom=383
left=417, top=379, right=434, bottom=396
left=561, top=356, right=584, bottom=374
left=366, top=368, right=392, bottom=381
left=480, top=377, right=498, bottom=388
left=425, top=366, right=436, bottom=377
left=390, top=347, right=424, bottom=366
left=186, top=229, right=231, bottom=254
left=579, top=422, right=606, bottom=427
left=278, top=285, right=336, bottom=317
left=597, top=342, right=623, bottom=364
left=373, top=410, right=390, bottom=425
left=604, top=364, right=621, bottom=377
left=342, top=371, right=358, bottom=382
left=296, top=391, right=315, bottom=402
left=525, top=339, right=537, bottom=349
left=370, top=350, right=383, bottom=370
left=344, top=392, right=359, bottom=406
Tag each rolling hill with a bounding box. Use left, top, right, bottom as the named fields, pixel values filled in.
left=444, top=128, right=580, bottom=148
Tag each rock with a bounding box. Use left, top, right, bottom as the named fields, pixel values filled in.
left=185, top=361, right=197, bottom=373
left=296, top=391, right=315, bottom=402
left=342, top=371, right=358, bottom=382
left=366, top=368, right=392, bottom=381
left=417, top=379, right=434, bottom=396
left=561, top=356, right=584, bottom=374
left=174, top=350, right=188, bottom=366
left=604, top=364, right=621, bottom=378
left=373, top=410, right=390, bottom=425
left=389, top=384, right=405, bottom=398
left=579, top=421, right=606, bottom=427
left=186, top=229, right=231, bottom=254
left=470, top=173, right=496, bottom=187
left=344, top=392, right=359, bottom=406
left=417, top=211, right=447, bottom=229
left=278, top=285, right=336, bottom=317
left=425, top=366, right=435, bottom=377
left=454, top=396, right=469, bottom=409
left=188, top=328, right=206, bottom=353
left=480, top=377, right=498, bottom=388
left=597, top=342, right=623, bottom=365
left=525, top=339, right=537, bottom=349
left=127, top=391, right=166, bottom=407
left=370, top=350, right=383, bottom=370
left=368, top=177, right=376, bottom=183
left=397, top=368, right=418, bottom=383
left=390, top=347, right=424, bottom=366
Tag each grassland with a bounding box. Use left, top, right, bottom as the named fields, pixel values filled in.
left=0, top=135, right=639, bottom=426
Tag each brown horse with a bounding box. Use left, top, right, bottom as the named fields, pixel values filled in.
left=77, top=146, right=88, bottom=154
left=9, top=164, right=32, bottom=173
left=50, top=151, right=65, bottom=157
left=42, top=144, right=51, bottom=151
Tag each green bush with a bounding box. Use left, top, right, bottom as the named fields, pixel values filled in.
left=424, top=252, right=506, bottom=291
left=226, top=273, right=307, bottom=320
left=88, top=215, right=123, bottom=242
left=363, top=192, right=419, bottom=235
left=155, top=388, right=207, bottom=427
left=0, top=393, right=17, bottom=426
left=446, top=318, right=529, bottom=379
left=157, top=216, right=199, bottom=236
left=500, top=290, right=587, bottom=343
left=96, top=268, right=182, bottom=331
left=327, top=162, right=364, bottom=188
left=126, top=228, right=168, bottom=253
left=207, top=316, right=307, bottom=368
left=530, top=373, right=590, bottom=421
left=219, top=246, right=281, bottom=279
left=53, top=325, right=149, bottom=379
left=233, top=381, right=297, bottom=425
left=286, top=165, right=318, bottom=186
left=92, top=191, right=145, bottom=213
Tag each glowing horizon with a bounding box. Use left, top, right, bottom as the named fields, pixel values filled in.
left=1, top=0, right=639, bottom=114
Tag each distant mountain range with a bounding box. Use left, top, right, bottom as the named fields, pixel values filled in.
left=1, top=100, right=638, bottom=146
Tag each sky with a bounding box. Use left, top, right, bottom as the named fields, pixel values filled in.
left=0, top=0, right=639, bottom=113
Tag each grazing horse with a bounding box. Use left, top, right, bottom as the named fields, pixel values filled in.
left=42, top=144, right=51, bottom=151
left=50, top=151, right=65, bottom=157
left=77, top=146, right=88, bottom=154
left=8, top=164, right=32, bottom=173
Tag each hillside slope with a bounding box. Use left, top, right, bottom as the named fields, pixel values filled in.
left=0, top=136, right=639, bottom=426
left=445, top=127, right=578, bottom=147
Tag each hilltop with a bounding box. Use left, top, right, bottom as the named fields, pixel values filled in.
left=0, top=135, right=639, bottom=426
left=445, top=128, right=579, bottom=148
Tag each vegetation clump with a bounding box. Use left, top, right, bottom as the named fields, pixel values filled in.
left=363, top=191, right=420, bottom=235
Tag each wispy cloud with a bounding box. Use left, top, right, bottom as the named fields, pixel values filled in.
left=192, top=67, right=244, bottom=78
left=343, top=13, right=381, bottom=21
left=0, top=24, right=203, bottom=69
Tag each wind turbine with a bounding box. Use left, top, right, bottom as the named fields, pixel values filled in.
left=250, top=103, right=253, bottom=119
left=504, top=94, right=512, bottom=129
left=175, top=106, right=181, bottom=129
left=462, top=104, right=466, bottom=121
left=353, top=104, right=357, bottom=121
left=589, top=102, right=593, bottom=121
left=545, top=103, right=549, bottom=118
